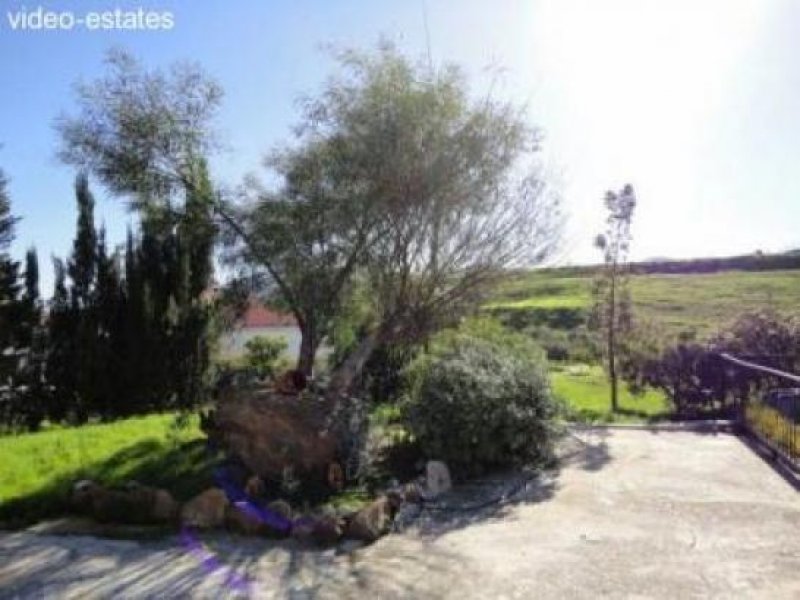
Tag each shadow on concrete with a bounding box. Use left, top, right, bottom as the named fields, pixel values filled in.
left=0, top=527, right=472, bottom=599
left=401, top=428, right=614, bottom=540
left=559, top=427, right=613, bottom=472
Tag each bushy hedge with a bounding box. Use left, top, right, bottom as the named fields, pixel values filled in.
left=402, top=322, right=562, bottom=475
left=621, top=310, right=800, bottom=415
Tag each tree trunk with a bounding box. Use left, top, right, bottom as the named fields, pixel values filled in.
left=609, top=353, right=618, bottom=413
left=296, top=326, right=318, bottom=377
left=326, top=328, right=384, bottom=400
left=608, top=265, right=619, bottom=413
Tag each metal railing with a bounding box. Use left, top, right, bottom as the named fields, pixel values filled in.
left=718, top=353, right=800, bottom=466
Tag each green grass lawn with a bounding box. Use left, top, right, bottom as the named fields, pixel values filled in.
left=491, top=269, right=800, bottom=338
left=0, top=413, right=216, bottom=527
left=0, top=408, right=390, bottom=528
left=551, top=364, right=671, bottom=423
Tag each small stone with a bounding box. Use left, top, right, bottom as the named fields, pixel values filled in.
left=402, top=482, right=423, bottom=504
left=423, top=461, right=452, bottom=499
left=267, top=499, right=293, bottom=520
left=262, top=499, right=293, bottom=538
left=244, top=475, right=266, bottom=499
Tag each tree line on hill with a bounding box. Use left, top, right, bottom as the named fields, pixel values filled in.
left=541, top=250, right=800, bottom=278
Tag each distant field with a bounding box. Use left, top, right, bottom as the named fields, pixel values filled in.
left=489, top=269, right=800, bottom=338
left=0, top=414, right=212, bottom=527
left=551, top=364, right=670, bottom=423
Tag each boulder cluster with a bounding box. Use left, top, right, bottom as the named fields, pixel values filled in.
left=69, top=461, right=452, bottom=546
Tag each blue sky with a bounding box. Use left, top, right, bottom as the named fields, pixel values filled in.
left=1, top=0, right=799, bottom=294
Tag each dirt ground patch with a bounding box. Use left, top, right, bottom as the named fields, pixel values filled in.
left=1, top=429, right=798, bottom=599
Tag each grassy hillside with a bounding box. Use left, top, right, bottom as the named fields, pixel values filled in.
left=0, top=414, right=214, bottom=527
left=489, top=269, right=800, bottom=339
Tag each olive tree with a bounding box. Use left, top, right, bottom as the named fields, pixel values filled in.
left=55, top=47, right=223, bottom=204
left=218, top=138, right=384, bottom=376
left=325, top=48, right=562, bottom=396
left=224, top=43, right=562, bottom=393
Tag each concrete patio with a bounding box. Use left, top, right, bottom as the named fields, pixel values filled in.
left=1, top=429, right=798, bottom=599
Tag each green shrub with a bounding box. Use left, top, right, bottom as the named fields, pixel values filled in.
left=402, top=327, right=562, bottom=476
left=243, top=335, right=288, bottom=379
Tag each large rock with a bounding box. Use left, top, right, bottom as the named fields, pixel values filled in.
left=123, top=482, right=179, bottom=522
left=311, top=514, right=345, bottom=546
left=225, top=502, right=267, bottom=536
left=263, top=499, right=294, bottom=538
left=70, top=480, right=178, bottom=525
left=180, top=488, right=229, bottom=529
left=71, top=480, right=103, bottom=515
left=225, top=499, right=294, bottom=538
left=343, top=496, right=399, bottom=543
left=212, top=387, right=342, bottom=487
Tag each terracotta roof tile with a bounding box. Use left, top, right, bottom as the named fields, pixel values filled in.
left=240, top=300, right=297, bottom=328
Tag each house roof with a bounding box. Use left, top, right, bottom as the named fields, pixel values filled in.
left=240, top=300, right=297, bottom=328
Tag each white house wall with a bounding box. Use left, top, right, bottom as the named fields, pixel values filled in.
left=220, top=326, right=302, bottom=361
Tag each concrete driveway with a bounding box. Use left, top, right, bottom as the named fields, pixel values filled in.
left=1, top=429, right=799, bottom=599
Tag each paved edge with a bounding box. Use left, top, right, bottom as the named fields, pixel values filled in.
left=567, top=419, right=736, bottom=432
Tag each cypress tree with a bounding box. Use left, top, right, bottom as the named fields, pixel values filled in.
left=93, top=228, right=122, bottom=417
left=23, top=247, right=39, bottom=305
left=68, top=173, right=97, bottom=309
left=0, top=168, right=22, bottom=427
left=0, top=168, right=19, bottom=249
left=172, top=158, right=215, bottom=407
left=120, top=228, right=147, bottom=412
left=19, top=248, right=48, bottom=429
left=47, top=258, right=77, bottom=423
left=69, top=174, right=100, bottom=420
left=0, top=167, right=20, bottom=344
left=42, top=165, right=217, bottom=421
left=48, top=175, right=100, bottom=423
